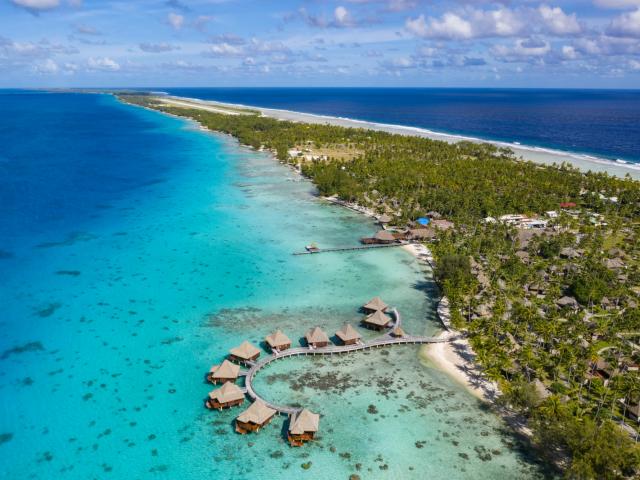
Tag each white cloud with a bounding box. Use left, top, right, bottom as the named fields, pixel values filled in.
left=10, top=0, right=60, bottom=11
left=406, top=8, right=525, bottom=40
left=406, top=13, right=472, bottom=40
left=538, top=5, right=581, bottom=35
left=334, top=6, right=351, bottom=27
left=205, top=42, right=244, bottom=56
left=87, top=56, right=120, bottom=71
left=594, top=0, right=640, bottom=9
left=562, top=45, right=578, bottom=59
left=607, top=8, right=640, bottom=37
left=492, top=38, right=551, bottom=62
left=167, top=12, right=185, bottom=30
left=139, top=42, right=179, bottom=53
left=34, top=58, right=59, bottom=73
left=629, top=58, right=640, bottom=69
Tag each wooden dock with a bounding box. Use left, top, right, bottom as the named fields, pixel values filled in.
left=293, top=242, right=408, bottom=256
left=243, top=309, right=455, bottom=415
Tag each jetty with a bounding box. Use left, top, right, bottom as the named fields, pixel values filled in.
left=293, top=242, right=407, bottom=255
left=242, top=309, right=453, bottom=415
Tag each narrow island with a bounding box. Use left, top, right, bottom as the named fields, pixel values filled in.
left=119, top=93, right=640, bottom=478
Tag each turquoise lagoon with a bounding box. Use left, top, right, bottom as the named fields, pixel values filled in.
left=0, top=92, right=549, bottom=478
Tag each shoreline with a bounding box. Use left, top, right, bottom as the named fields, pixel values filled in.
left=402, top=243, right=501, bottom=403
left=162, top=94, right=640, bottom=180
left=125, top=95, right=508, bottom=406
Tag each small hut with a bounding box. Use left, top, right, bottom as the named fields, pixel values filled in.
left=362, top=296, right=388, bottom=313
left=373, top=230, right=396, bottom=244
left=391, top=326, right=405, bottom=338
left=556, top=296, right=579, bottom=310
left=235, top=400, right=277, bottom=434
left=362, top=310, right=392, bottom=331
left=305, top=326, right=329, bottom=348
left=408, top=228, right=435, bottom=241
left=206, top=382, right=245, bottom=410
left=378, top=214, right=392, bottom=225
left=229, top=341, right=261, bottom=363
left=335, top=324, right=362, bottom=345
left=288, top=409, right=320, bottom=446
left=207, top=359, right=240, bottom=384
left=431, top=219, right=455, bottom=231
left=265, top=330, right=291, bottom=352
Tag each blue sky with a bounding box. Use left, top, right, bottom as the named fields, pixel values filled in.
left=1, top=0, right=639, bottom=88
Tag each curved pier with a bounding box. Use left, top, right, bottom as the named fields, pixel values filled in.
left=243, top=309, right=454, bottom=415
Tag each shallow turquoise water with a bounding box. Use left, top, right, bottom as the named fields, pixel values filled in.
left=0, top=93, right=549, bottom=478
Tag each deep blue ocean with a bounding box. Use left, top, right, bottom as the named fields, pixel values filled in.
left=0, top=91, right=551, bottom=478
left=161, top=88, right=640, bottom=163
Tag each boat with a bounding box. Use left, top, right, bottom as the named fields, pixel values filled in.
left=305, top=243, right=320, bottom=253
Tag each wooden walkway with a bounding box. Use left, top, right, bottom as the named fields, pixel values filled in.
left=293, top=242, right=408, bottom=255
left=242, top=309, right=454, bottom=415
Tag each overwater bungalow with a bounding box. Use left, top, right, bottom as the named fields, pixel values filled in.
left=362, top=296, right=388, bottom=313
left=229, top=341, right=261, bottom=363
left=235, top=400, right=277, bottom=434
left=265, top=329, right=292, bottom=352
left=305, top=326, right=329, bottom=348
left=335, top=324, right=362, bottom=345
left=206, top=382, right=245, bottom=410
left=288, top=409, right=320, bottom=446
left=207, top=359, right=241, bottom=384
left=391, top=326, right=405, bottom=338
left=362, top=310, right=392, bottom=330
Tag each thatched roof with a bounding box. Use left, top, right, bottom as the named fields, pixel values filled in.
left=265, top=330, right=291, bottom=348
left=560, top=247, right=579, bottom=259
left=605, top=258, right=625, bottom=270
left=208, top=382, right=244, bottom=403
left=335, top=324, right=362, bottom=342
left=306, top=326, right=329, bottom=344
left=230, top=341, right=261, bottom=360
left=209, top=360, right=240, bottom=379
left=391, top=326, right=405, bottom=337
left=374, top=230, right=396, bottom=241
left=363, top=296, right=387, bottom=311
left=409, top=228, right=435, bottom=240
left=431, top=219, right=454, bottom=231
left=532, top=379, right=551, bottom=403
left=289, top=409, right=319, bottom=434
left=557, top=296, right=578, bottom=308
left=237, top=400, right=276, bottom=425
left=363, top=310, right=391, bottom=327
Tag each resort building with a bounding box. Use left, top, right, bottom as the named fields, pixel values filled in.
left=361, top=230, right=398, bottom=245
left=235, top=400, right=277, bottom=434
left=288, top=409, right=320, bottom=446
left=362, top=296, right=388, bottom=313
left=431, top=219, right=455, bottom=231
left=229, top=341, right=261, bottom=363
left=207, top=359, right=241, bottom=384
left=305, top=326, right=329, bottom=348
left=265, top=330, right=292, bottom=352
left=206, top=382, right=245, bottom=410
left=362, top=310, right=392, bottom=330
left=335, top=324, right=362, bottom=345
left=408, top=228, right=435, bottom=241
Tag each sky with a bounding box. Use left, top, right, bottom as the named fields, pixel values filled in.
left=0, top=0, right=639, bottom=88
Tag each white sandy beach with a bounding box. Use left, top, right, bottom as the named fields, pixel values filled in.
left=402, top=243, right=501, bottom=402
left=162, top=95, right=640, bottom=180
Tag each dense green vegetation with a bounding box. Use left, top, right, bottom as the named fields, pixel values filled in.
left=121, top=94, right=640, bottom=479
